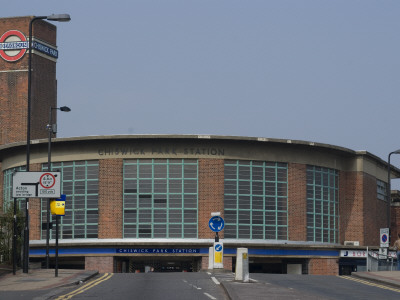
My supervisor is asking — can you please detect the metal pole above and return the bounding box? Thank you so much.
[387,152,392,229]
[46,107,53,269]
[24,15,48,274]
[13,198,17,275]
[55,215,59,277]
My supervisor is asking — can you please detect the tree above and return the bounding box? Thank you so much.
[0,204,24,266]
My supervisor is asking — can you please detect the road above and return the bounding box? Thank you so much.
[51,272,228,300]
[1,272,400,300]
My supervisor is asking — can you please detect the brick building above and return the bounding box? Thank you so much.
[1,16,400,275]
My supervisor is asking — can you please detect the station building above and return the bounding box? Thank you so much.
[1,16,400,276]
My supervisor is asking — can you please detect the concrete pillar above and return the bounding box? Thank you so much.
[235,248,249,282]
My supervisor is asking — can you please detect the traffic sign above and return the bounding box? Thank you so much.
[215,243,223,252]
[13,172,61,198]
[380,228,390,248]
[209,216,225,232]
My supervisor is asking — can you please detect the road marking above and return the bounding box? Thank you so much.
[55,273,114,300]
[211,276,220,285]
[207,272,211,275]
[204,292,217,300]
[340,276,400,293]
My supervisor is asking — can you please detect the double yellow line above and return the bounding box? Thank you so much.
[340,275,400,293]
[56,273,114,300]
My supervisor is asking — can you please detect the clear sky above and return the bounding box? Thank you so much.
[2,1,400,164]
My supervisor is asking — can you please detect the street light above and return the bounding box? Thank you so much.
[45,106,71,271]
[387,149,400,230]
[24,13,71,274]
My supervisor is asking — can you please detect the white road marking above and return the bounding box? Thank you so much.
[211,276,220,285]
[204,292,217,300]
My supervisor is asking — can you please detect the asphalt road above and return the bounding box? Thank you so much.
[2,272,400,300]
[51,272,228,300]
[247,273,400,300]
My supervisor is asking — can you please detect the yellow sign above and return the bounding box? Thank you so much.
[243,253,248,260]
[50,200,65,215]
[214,252,222,264]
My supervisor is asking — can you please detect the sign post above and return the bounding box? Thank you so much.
[12,171,61,276]
[208,215,225,269]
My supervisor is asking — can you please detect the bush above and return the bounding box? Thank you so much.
[0,204,24,266]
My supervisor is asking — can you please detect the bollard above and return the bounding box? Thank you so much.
[208,246,214,269]
[235,248,249,282]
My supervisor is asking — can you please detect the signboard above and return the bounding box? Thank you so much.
[208,216,225,232]
[13,172,61,198]
[213,242,224,268]
[380,228,390,248]
[0,30,28,62]
[50,194,66,216]
[340,250,397,259]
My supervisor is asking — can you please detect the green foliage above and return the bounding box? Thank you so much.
[0,204,24,266]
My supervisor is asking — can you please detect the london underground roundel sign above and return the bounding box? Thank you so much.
[0,30,28,62]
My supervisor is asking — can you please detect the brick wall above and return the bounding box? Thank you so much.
[308,258,338,275]
[391,203,400,243]
[339,171,365,245]
[98,159,123,239]
[198,159,224,239]
[288,163,307,241]
[85,256,114,273]
[0,17,57,146]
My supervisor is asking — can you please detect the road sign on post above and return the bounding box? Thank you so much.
[208,216,225,232]
[13,172,61,198]
[380,228,390,248]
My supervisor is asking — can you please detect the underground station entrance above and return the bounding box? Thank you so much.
[117,256,203,273]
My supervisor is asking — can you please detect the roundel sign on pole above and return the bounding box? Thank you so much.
[0,30,28,62]
[209,216,225,232]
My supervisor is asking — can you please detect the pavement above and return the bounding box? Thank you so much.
[1,267,400,299]
[0,267,98,291]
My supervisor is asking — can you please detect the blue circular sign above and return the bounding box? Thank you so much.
[215,244,223,252]
[382,234,388,243]
[208,216,225,232]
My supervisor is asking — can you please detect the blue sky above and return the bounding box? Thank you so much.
[2,1,400,164]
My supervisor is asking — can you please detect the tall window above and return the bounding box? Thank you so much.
[377,179,387,202]
[41,160,99,239]
[123,159,198,238]
[3,166,26,211]
[306,165,339,243]
[224,160,288,240]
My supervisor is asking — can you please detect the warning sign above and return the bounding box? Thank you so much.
[12,172,61,198]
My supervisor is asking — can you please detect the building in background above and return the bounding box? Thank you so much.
[1,16,400,275]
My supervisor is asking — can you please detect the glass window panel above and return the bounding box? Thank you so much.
[238,196,250,209]
[138,165,152,178]
[169,224,182,238]
[184,180,197,193]
[154,224,167,238]
[154,164,167,178]
[238,225,250,239]
[184,224,197,238]
[169,209,182,223]
[238,166,250,180]
[154,179,167,193]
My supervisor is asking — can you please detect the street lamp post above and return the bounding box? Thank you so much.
[24,13,71,274]
[387,149,400,230]
[45,106,71,270]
